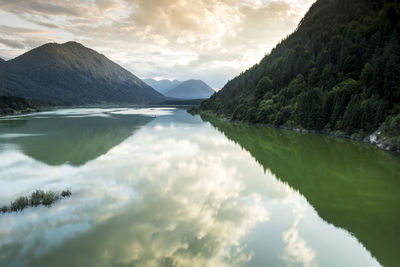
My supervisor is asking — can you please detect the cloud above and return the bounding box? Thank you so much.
[0,0,121,17]
[0,0,316,87]
[0,37,25,49]
[281,201,317,267]
[34,21,59,29]
[0,24,60,57]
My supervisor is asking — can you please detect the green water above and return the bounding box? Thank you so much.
[0,108,399,267]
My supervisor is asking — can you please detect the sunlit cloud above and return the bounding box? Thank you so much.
[0,0,316,88]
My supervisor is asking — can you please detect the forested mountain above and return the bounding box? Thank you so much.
[143,79,182,94]
[0,58,4,62]
[0,42,165,105]
[165,79,215,99]
[198,0,400,150]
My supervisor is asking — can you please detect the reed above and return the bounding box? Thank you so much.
[1,189,72,214]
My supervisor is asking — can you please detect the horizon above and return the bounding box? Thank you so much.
[0,0,316,88]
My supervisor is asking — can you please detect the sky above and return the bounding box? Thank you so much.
[0,0,315,89]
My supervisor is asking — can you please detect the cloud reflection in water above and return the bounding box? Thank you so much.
[0,108,381,267]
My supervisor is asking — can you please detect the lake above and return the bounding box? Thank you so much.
[0,107,399,267]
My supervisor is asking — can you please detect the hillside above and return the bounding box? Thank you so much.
[0,58,4,62]
[198,0,400,150]
[143,79,181,94]
[165,79,215,99]
[0,42,165,105]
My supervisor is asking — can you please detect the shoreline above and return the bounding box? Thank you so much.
[0,108,40,117]
[0,103,200,118]
[188,109,400,154]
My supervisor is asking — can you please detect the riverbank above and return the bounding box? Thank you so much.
[188,109,400,153]
[0,96,40,116]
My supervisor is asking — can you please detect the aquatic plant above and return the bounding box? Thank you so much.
[42,191,60,206]
[30,189,45,206]
[1,205,9,213]
[1,189,72,214]
[61,190,72,198]
[10,197,29,212]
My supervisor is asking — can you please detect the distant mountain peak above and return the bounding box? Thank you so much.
[39,41,83,47]
[165,79,215,99]
[144,78,182,94]
[62,41,84,46]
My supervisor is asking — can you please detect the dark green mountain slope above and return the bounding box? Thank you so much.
[0,42,165,104]
[165,79,215,99]
[198,0,400,149]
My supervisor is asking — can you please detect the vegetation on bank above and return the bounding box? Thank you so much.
[197,0,400,151]
[0,96,39,115]
[189,109,400,152]
[0,189,72,213]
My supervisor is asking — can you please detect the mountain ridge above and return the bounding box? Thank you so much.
[143,78,181,94]
[0,41,165,105]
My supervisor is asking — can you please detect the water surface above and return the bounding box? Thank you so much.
[0,107,399,267]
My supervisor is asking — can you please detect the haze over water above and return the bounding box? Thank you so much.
[0,107,399,267]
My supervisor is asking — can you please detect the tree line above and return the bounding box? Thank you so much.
[198,0,400,149]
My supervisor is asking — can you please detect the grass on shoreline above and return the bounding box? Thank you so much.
[0,189,72,213]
